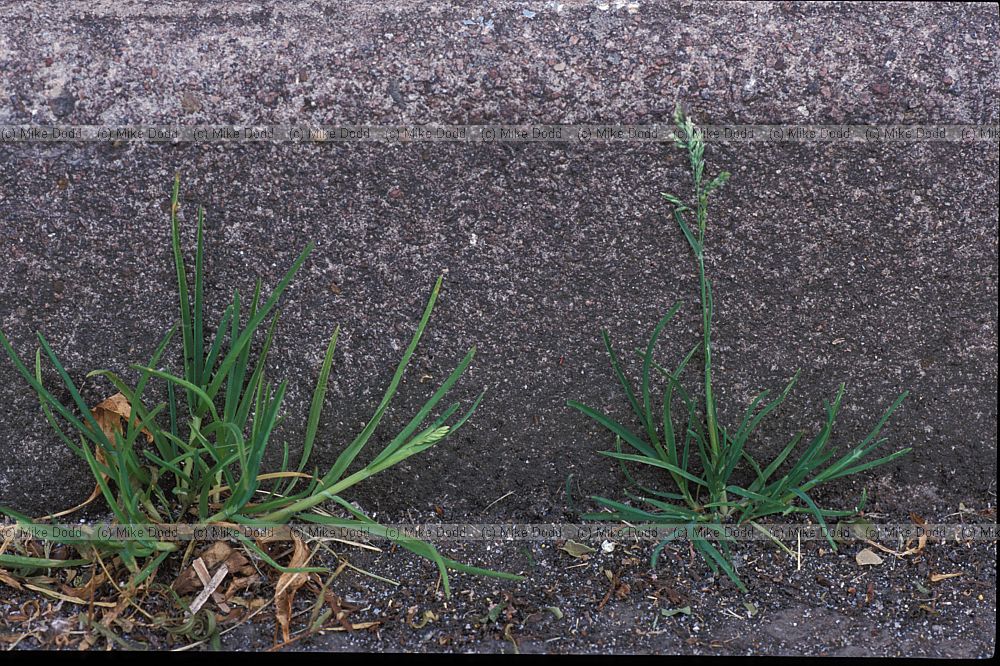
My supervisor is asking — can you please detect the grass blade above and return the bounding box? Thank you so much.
[321,277,444,485]
[369,347,476,467]
[601,330,643,425]
[597,451,707,487]
[641,303,683,448]
[193,206,205,387]
[693,534,746,592]
[567,401,658,459]
[294,326,339,480]
[205,243,313,405]
[790,487,837,550]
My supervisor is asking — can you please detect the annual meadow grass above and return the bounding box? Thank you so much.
[568,108,910,591]
[0,175,522,595]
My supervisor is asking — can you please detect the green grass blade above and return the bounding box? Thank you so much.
[693,536,746,591]
[790,487,837,550]
[132,550,172,586]
[202,305,233,385]
[585,495,677,522]
[32,349,86,459]
[632,494,701,520]
[294,326,339,479]
[222,289,243,419]
[35,334,110,448]
[658,343,698,464]
[723,371,800,482]
[750,430,805,493]
[233,313,280,430]
[228,532,324,574]
[651,521,694,568]
[316,496,524,592]
[641,303,683,449]
[321,277,444,485]
[566,401,658,459]
[193,206,205,387]
[816,448,913,483]
[78,437,129,523]
[205,243,313,404]
[615,437,688,502]
[369,347,476,467]
[131,366,219,423]
[601,330,643,425]
[132,324,177,402]
[672,208,701,255]
[809,392,908,485]
[771,387,845,495]
[169,175,196,400]
[441,389,485,435]
[597,451,708,487]
[724,485,787,514]
[0,552,89,569]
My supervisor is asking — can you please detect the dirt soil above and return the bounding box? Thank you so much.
[0,0,997,656]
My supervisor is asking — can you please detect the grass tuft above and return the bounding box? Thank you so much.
[569,108,911,591]
[0,174,522,596]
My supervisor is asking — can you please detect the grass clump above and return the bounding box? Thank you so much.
[568,108,910,591]
[0,175,521,595]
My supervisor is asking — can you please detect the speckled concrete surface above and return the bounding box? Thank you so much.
[0,1,996,655]
[1,1,997,126]
[1,138,997,520]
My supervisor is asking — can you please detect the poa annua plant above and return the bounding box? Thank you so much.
[0,175,521,594]
[568,108,910,591]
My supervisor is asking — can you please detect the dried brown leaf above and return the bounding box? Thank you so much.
[223,573,260,600]
[199,541,234,567]
[224,550,254,576]
[91,392,153,444]
[323,590,357,631]
[60,570,107,599]
[903,533,927,557]
[274,535,310,643]
[0,569,23,590]
[408,608,438,629]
